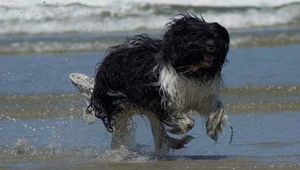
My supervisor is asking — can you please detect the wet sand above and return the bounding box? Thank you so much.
[75,160,300,170]
[1,152,300,170]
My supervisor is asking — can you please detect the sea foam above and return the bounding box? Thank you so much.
[0,0,299,35]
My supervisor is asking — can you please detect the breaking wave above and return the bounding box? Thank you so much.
[0,0,299,35]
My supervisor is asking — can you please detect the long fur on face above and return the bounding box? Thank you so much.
[88,13,230,133]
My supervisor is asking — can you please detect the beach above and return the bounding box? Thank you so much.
[1,0,300,169]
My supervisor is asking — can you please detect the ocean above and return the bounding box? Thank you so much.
[0,0,299,54]
[1,0,299,35]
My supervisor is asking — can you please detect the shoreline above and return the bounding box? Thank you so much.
[0,26,299,56]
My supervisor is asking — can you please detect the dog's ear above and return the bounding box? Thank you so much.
[164,13,205,38]
[209,22,230,45]
[162,13,206,63]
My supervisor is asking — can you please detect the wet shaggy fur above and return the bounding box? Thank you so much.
[88,13,230,143]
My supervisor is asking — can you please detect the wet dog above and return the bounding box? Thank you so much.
[71,13,230,154]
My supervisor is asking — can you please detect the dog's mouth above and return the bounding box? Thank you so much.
[200,54,215,67]
[178,54,215,74]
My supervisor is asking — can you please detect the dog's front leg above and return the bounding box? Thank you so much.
[206,100,228,141]
[166,113,194,135]
[147,113,193,155]
[147,114,170,155]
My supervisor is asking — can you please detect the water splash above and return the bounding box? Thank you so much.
[13,138,35,155]
[97,145,149,162]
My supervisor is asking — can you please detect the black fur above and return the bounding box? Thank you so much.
[88,13,230,132]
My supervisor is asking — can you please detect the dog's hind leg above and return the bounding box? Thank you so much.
[69,73,138,150]
[111,110,136,150]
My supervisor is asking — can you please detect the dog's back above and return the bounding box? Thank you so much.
[99,35,161,90]
[89,35,164,131]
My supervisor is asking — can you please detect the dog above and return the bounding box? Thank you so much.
[70,13,230,154]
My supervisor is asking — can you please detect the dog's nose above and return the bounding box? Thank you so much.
[206,40,214,46]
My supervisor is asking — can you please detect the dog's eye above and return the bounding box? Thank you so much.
[185,42,199,49]
[199,35,208,41]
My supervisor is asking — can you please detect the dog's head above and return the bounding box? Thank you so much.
[161,13,230,79]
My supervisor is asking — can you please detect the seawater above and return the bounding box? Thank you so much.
[0,44,300,169]
[0,112,300,168]
[0,45,299,95]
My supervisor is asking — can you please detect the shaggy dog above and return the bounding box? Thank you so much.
[70,13,230,154]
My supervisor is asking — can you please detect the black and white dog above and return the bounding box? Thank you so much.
[70,13,230,154]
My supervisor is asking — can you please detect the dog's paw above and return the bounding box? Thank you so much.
[166,135,194,149]
[165,115,194,135]
[206,109,228,142]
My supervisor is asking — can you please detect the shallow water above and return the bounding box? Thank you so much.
[0,44,300,95]
[1,44,300,169]
[0,112,300,169]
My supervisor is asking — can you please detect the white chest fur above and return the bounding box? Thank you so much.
[156,64,222,113]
